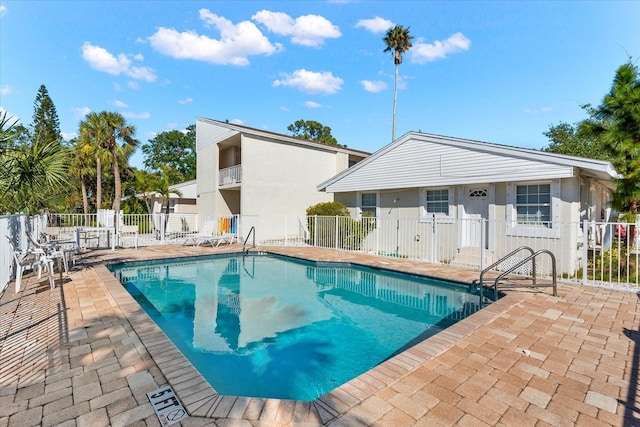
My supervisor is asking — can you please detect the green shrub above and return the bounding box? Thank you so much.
[306,202,375,250]
[306,201,350,216]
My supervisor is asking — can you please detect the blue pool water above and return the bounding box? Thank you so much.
[110,254,483,401]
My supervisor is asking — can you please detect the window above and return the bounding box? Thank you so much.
[507,181,559,238]
[360,193,377,217]
[468,189,488,198]
[516,184,551,226]
[426,189,449,214]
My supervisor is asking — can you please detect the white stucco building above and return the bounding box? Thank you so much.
[196,117,369,239]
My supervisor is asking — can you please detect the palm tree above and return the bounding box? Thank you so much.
[133,169,161,215]
[78,113,110,211]
[0,110,18,154]
[79,111,138,229]
[383,25,413,141]
[70,138,95,226]
[153,164,182,236]
[0,126,69,214]
[101,112,137,217]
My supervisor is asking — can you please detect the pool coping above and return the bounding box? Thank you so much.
[96,247,527,424]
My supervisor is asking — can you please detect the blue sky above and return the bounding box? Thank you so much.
[1,1,638,169]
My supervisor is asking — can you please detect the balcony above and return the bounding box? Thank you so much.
[219,165,241,187]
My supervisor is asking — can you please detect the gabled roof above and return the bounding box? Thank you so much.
[169,180,197,199]
[196,117,370,157]
[318,131,618,192]
[136,180,197,200]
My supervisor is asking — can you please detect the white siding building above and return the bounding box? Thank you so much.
[318,131,619,274]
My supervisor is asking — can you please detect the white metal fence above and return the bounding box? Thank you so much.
[304,215,640,289]
[2,212,639,293]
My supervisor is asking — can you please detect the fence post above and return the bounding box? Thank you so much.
[161,214,165,245]
[582,220,589,286]
[431,214,436,263]
[314,215,318,247]
[480,218,487,272]
[335,216,339,249]
[375,217,380,255]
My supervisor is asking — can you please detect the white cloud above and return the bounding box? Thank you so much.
[128,81,139,90]
[355,17,393,33]
[178,97,193,105]
[81,42,157,81]
[252,10,341,47]
[73,107,91,119]
[360,80,387,93]
[410,32,471,63]
[147,9,281,66]
[230,119,244,125]
[304,101,322,109]
[121,111,150,119]
[61,131,77,141]
[111,99,128,108]
[272,69,343,94]
[0,107,20,124]
[113,83,122,92]
[524,106,553,114]
[279,105,290,112]
[0,4,7,18]
[0,85,12,95]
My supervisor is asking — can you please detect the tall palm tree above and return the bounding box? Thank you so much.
[101,112,137,227]
[383,25,413,141]
[78,113,110,210]
[70,138,95,226]
[78,111,137,228]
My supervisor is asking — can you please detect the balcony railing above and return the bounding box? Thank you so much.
[219,165,241,186]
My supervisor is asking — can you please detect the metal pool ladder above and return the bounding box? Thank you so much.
[243,226,255,255]
[474,245,557,301]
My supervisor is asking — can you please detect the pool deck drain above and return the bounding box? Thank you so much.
[0,245,638,426]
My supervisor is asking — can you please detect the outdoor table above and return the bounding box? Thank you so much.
[36,240,71,281]
[75,227,115,251]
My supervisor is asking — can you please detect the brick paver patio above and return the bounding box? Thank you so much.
[1,245,638,426]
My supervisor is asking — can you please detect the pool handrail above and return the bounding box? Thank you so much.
[243,226,255,254]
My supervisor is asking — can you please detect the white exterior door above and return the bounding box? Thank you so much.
[462,187,489,248]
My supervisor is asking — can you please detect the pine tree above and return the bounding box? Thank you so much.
[581,62,640,212]
[32,84,62,145]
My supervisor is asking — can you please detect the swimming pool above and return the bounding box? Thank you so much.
[110,253,483,401]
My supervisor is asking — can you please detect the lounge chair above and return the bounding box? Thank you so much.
[182,220,216,246]
[199,232,237,247]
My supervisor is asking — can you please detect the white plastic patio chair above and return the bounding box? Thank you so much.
[27,231,74,274]
[6,236,55,292]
